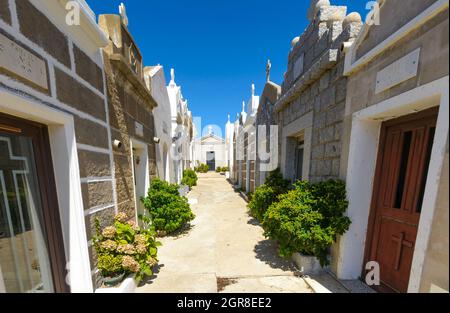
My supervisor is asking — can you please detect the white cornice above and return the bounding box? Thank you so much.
[33,0,109,50]
[59,0,109,47]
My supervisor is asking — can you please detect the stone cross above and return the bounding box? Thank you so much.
[266,59,271,82]
[119,3,129,27]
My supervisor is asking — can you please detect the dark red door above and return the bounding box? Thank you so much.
[365,108,438,293]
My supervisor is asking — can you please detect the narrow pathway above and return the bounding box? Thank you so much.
[136,172,312,293]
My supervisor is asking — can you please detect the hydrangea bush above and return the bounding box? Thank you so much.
[94,212,161,284]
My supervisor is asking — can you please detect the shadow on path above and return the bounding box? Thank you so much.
[138,263,165,287]
[161,223,195,240]
[254,239,296,272]
[247,217,260,226]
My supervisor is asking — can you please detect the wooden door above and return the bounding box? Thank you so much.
[0,113,68,293]
[365,108,438,293]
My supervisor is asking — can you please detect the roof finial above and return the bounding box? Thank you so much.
[119,3,129,27]
[170,68,175,83]
[208,125,213,135]
[228,113,231,123]
[251,83,255,96]
[242,101,246,113]
[266,59,272,82]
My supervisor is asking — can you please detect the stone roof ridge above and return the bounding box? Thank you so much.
[291,2,348,53]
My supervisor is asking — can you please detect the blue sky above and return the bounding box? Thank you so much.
[87,0,368,137]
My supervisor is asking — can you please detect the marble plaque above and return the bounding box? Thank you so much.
[135,121,144,137]
[0,32,48,91]
[294,53,305,80]
[375,48,420,94]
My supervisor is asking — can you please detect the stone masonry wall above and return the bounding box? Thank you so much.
[100,16,158,224]
[0,0,116,289]
[104,59,157,218]
[276,3,362,183]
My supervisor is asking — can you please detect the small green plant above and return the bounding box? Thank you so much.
[93,212,161,284]
[247,168,290,222]
[182,169,198,188]
[141,179,195,234]
[216,167,222,173]
[221,167,229,173]
[262,180,351,267]
[195,163,209,173]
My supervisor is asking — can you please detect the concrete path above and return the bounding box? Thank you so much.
[136,172,312,293]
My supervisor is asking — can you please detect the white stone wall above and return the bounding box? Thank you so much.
[145,66,174,183]
[193,136,227,168]
[167,69,193,183]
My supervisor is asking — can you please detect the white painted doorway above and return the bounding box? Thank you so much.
[130,139,150,224]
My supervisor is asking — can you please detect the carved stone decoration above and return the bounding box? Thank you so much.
[0,33,48,91]
[266,59,272,82]
[119,3,129,27]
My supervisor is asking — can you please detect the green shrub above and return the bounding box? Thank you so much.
[262,180,351,267]
[248,185,277,221]
[221,167,229,173]
[216,167,222,173]
[94,212,161,283]
[247,168,290,222]
[141,179,195,234]
[182,169,198,188]
[265,168,290,194]
[195,163,209,173]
